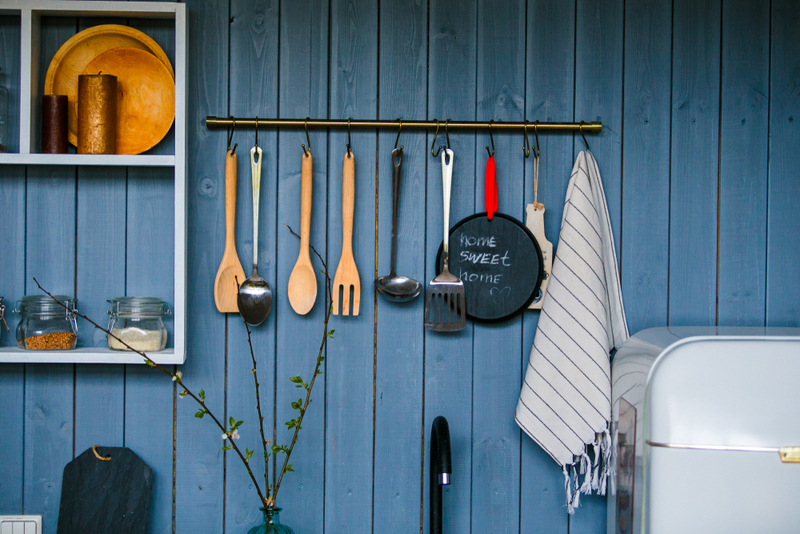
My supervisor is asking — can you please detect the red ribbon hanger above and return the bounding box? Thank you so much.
[485,121,498,220]
[485,155,498,220]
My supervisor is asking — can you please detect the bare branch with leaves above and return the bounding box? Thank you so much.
[32,225,332,509]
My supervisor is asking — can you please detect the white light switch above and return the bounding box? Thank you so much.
[0,516,41,534]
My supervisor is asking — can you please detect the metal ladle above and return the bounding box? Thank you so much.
[238,122,273,325]
[375,148,422,302]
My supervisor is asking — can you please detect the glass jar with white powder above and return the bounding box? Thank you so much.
[107,297,170,352]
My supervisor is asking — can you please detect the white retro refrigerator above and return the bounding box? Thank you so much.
[608,327,800,534]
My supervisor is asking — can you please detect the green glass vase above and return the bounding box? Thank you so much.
[247,507,294,534]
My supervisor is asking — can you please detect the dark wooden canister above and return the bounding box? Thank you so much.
[42,94,68,153]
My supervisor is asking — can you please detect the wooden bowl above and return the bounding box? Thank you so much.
[44,24,174,148]
[82,47,175,155]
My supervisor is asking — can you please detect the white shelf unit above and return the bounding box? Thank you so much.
[0,1,187,365]
[0,153,175,166]
[0,347,181,365]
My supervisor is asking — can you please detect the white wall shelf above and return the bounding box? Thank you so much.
[0,1,188,365]
[0,0,182,17]
[0,347,181,365]
[0,153,175,166]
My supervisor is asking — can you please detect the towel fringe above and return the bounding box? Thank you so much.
[571,465,581,510]
[579,453,592,494]
[591,439,601,492]
[563,424,614,513]
[563,464,574,514]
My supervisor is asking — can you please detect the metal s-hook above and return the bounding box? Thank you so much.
[394,118,403,151]
[227,116,237,154]
[254,116,259,148]
[302,117,311,155]
[533,120,540,159]
[579,120,590,151]
[346,117,352,155]
[431,119,442,157]
[522,120,531,158]
[444,119,451,149]
[486,120,495,157]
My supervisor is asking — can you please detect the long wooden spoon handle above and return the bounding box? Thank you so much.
[225,150,237,244]
[300,151,313,254]
[342,150,355,254]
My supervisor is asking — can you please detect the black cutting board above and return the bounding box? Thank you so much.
[436,212,543,322]
[57,446,152,534]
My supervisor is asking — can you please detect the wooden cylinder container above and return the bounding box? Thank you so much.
[77,74,117,154]
[42,94,68,153]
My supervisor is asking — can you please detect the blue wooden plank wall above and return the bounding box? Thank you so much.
[1,0,799,532]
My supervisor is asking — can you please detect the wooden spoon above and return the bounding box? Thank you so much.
[214,149,246,313]
[287,151,317,315]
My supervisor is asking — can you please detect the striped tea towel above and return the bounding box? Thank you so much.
[516,150,628,513]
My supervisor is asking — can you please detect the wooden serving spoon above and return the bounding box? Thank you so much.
[287,150,317,315]
[214,149,246,313]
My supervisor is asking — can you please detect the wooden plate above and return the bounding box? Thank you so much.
[44,24,174,148]
[82,48,175,155]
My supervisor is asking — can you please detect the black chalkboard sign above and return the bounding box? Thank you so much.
[436,212,543,322]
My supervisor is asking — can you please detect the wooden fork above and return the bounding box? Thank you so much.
[333,150,360,315]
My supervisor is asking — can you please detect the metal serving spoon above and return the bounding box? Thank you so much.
[238,139,273,325]
[375,148,422,302]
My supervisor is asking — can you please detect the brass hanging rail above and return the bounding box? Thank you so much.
[205,116,601,133]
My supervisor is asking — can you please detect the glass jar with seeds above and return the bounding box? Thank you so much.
[107,297,170,352]
[15,295,79,350]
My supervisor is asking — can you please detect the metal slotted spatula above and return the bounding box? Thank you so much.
[425,148,466,331]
